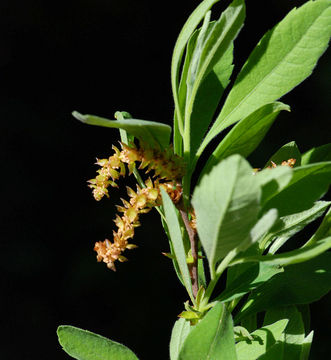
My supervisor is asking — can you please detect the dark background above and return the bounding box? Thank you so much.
[1,0,330,359]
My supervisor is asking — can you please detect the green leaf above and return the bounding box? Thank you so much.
[171,0,221,135]
[179,302,237,360]
[235,252,331,322]
[254,166,293,206]
[264,306,305,360]
[115,111,135,146]
[192,155,261,275]
[301,143,331,165]
[199,0,331,153]
[305,207,331,246]
[161,189,194,302]
[216,262,283,303]
[73,111,171,149]
[241,208,279,253]
[189,43,234,168]
[300,331,314,360]
[236,319,288,360]
[257,342,285,360]
[266,201,330,254]
[57,325,138,360]
[201,102,290,177]
[231,237,331,267]
[170,318,191,360]
[195,0,245,83]
[174,29,200,155]
[185,0,245,166]
[263,162,331,217]
[265,141,302,168]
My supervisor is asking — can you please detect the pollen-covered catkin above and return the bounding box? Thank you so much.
[90,141,185,270]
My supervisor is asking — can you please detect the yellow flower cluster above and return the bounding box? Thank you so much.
[88,142,185,201]
[94,178,183,271]
[89,141,185,270]
[269,158,296,168]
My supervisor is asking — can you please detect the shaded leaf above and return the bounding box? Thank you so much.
[236,319,288,360]
[186,0,245,167]
[161,189,194,302]
[264,306,305,360]
[301,143,331,165]
[189,43,234,168]
[231,237,331,267]
[263,162,331,216]
[305,207,331,246]
[254,166,293,206]
[300,331,314,360]
[201,102,290,177]
[171,0,221,133]
[267,201,330,254]
[235,252,331,322]
[216,262,283,303]
[265,141,301,168]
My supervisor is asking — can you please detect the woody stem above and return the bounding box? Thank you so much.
[180,209,198,298]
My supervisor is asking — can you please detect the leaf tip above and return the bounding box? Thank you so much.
[72,111,86,123]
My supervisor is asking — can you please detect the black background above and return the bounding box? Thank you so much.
[1,0,330,359]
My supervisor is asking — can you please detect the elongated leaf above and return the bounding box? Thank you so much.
[187,11,212,93]
[201,102,290,177]
[235,252,331,322]
[73,111,171,149]
[171,0,221,133]
[161,189,193,302]
[192,155,261,274]
[301,143,331,165]
[57,325,138,360]
[265,141,302,168]
[264,306,305,360]
[174,30,200,155]
[196,0,244,82]
[231,237,331,267]
[179,302,237,360]
[170,318,191,360]
[199,0,331,154]
[263,162,331,216]
[236,319,288,360]
[216,262,283,303]
[267,201,330,254]
[305,207,331,246]
[185,0,245,166]
[189,43,234,167]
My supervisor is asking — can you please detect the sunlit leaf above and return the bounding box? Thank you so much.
[57,325,138,360]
